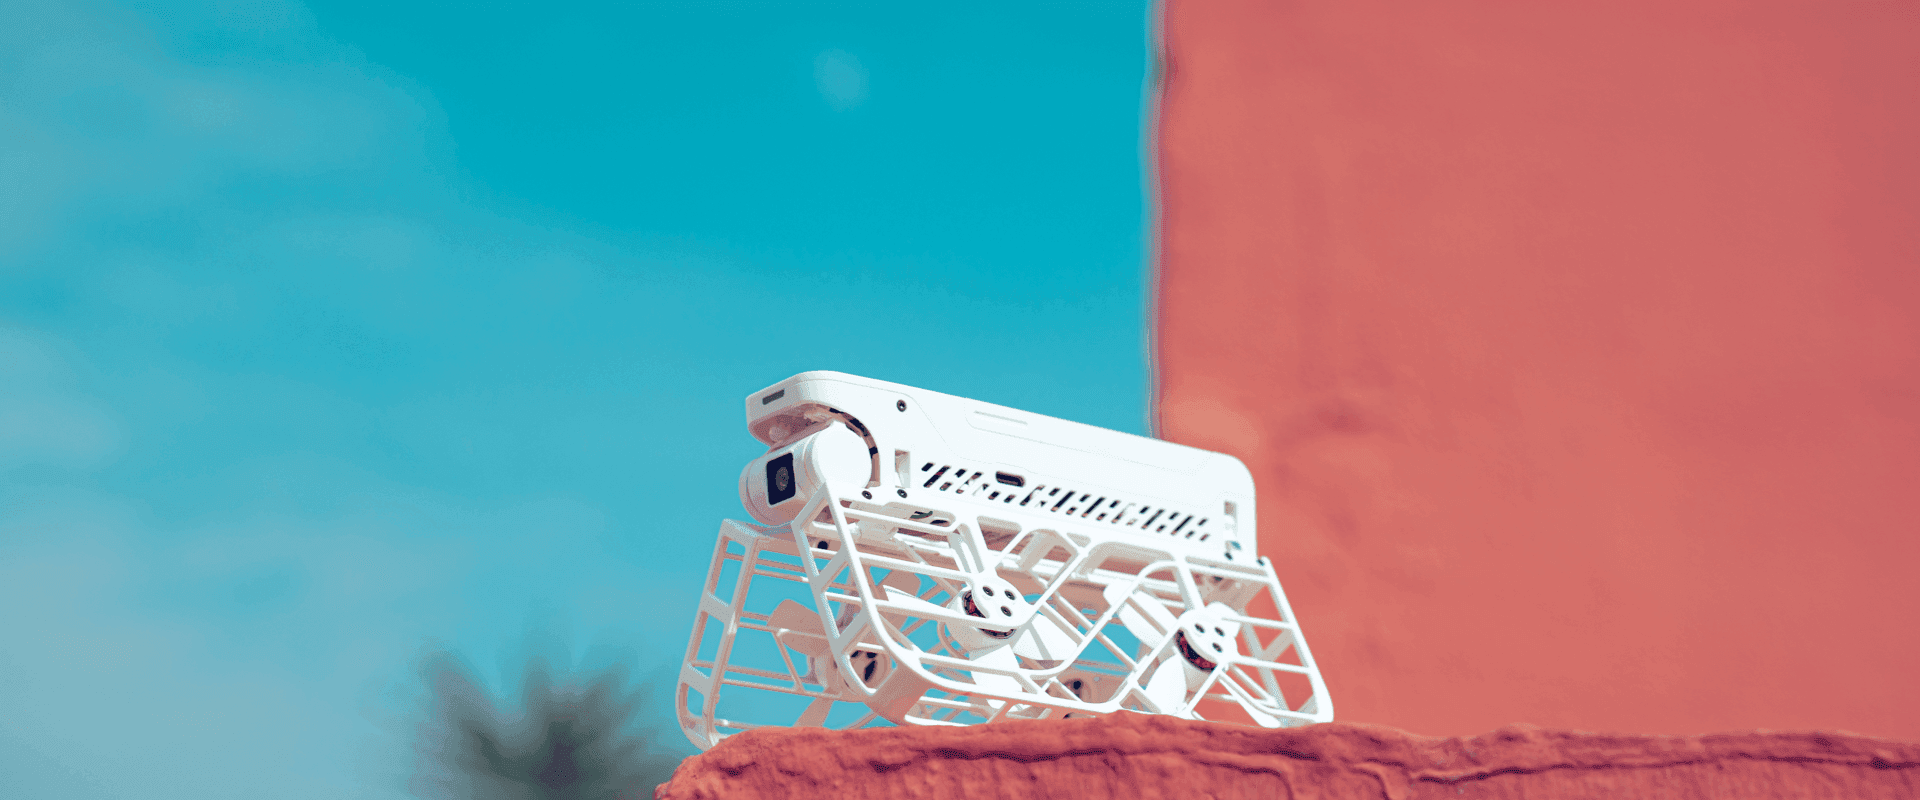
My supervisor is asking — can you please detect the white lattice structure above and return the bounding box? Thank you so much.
[676,372,1332,749]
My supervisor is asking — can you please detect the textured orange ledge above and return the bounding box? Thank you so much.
[654,713,1919,799]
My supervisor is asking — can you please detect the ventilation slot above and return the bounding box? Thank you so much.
[910,460,1213,540]
[922,465,950,489]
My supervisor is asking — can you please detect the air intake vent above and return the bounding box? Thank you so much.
[916,461,1212,541]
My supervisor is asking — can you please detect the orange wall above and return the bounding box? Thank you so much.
[1153,1,1920,739]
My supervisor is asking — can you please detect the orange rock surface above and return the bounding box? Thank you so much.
[654,714,1919,799]
[1153,0,1920,738]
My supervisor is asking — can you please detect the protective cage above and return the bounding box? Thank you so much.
[676,484,1333,749]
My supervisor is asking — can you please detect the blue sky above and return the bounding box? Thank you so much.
[0,0,1153,796]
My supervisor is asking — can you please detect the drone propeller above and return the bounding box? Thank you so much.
[776,521,1085,714]
[768,598,831,663]
[880,583,1077,671]
[878,582,1027,696]
[768,599,890,726]
[1098,584,1277,720]
[871,521,1081,671]
[878,585,1076,658]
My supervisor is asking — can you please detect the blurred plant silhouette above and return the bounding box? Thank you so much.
[411,646,686,800]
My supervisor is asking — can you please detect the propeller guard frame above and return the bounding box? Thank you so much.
[676,483,1333,750]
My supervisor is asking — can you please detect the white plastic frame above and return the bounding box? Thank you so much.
[677,482,1332,749]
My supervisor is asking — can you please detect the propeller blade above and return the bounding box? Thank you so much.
[771,598,858,694]
[1010,611,1079,662]
[1101,583,1181,651]
[882,585,958,620]
[768,599,829,659]
[879,570,922,597]
[1140,658,1188,714]
[1212,667,1286,727]
[966,643,1023,696]
[795,696,836,727]
[946,524,993,576]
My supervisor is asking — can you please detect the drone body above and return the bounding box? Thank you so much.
[677,371,1332,748]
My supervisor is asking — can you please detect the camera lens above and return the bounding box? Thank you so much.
[766,453,797,505]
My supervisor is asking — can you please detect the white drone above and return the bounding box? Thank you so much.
[676,371,1332,749]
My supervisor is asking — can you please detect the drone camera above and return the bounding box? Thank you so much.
[766,452,796,505]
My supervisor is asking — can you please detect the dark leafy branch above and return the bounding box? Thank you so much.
[412,649,685,800]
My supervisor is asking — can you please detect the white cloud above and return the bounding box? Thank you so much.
[0,327,123,471]
[0,495,423,800]
[0,0,434,257]
[813,48,868,111]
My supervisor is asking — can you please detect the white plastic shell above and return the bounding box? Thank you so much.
[745,371,1258,562]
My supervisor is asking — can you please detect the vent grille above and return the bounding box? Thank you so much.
[917,461,1212,541]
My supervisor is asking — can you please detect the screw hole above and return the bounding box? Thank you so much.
[897,400,907,411]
